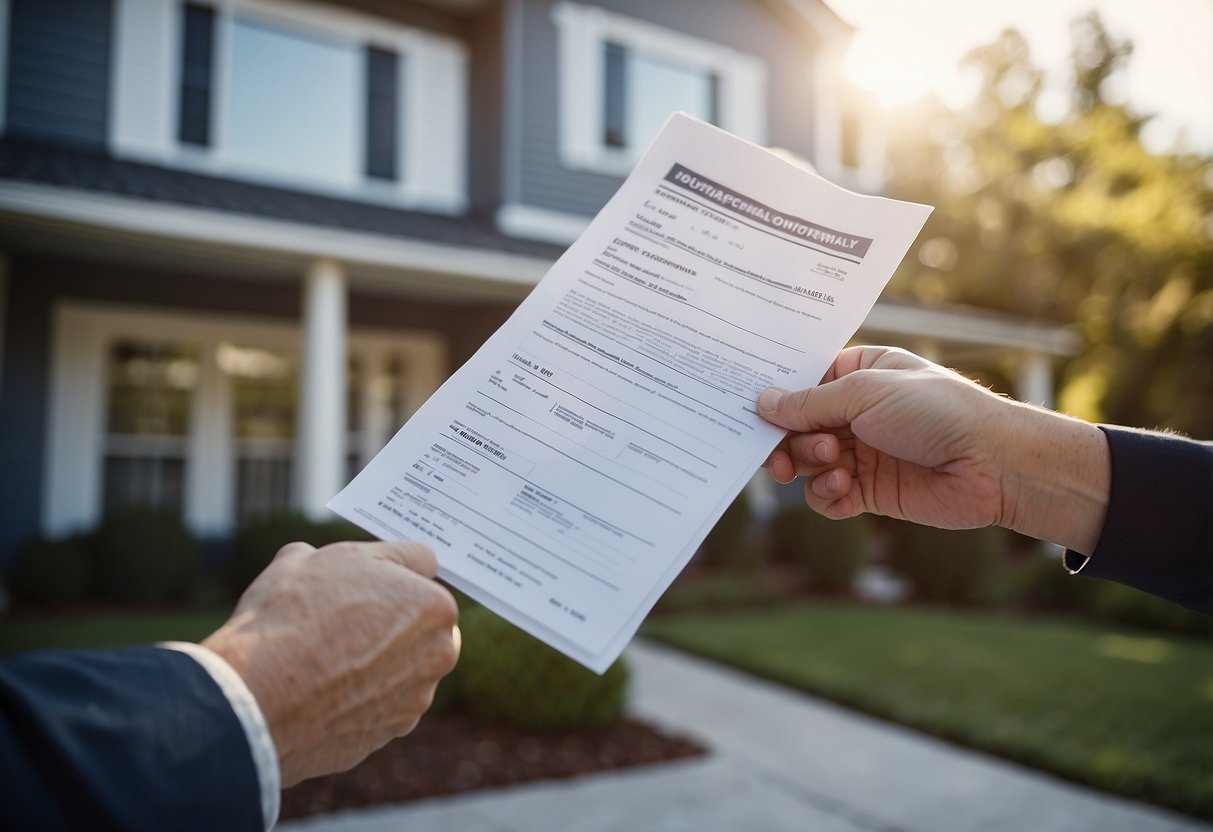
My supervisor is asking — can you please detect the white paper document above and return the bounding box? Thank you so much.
[330,114,932,672]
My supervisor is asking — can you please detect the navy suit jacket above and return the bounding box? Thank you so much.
[0,646,264,831]
[1066,426,1213,615]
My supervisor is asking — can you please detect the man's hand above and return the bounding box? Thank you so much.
[203,541,460,787]
[757,346,1109,555]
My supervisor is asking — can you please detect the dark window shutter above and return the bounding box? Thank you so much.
[603,42,627,148]
[178,3,215,146]
[365,46,400,180]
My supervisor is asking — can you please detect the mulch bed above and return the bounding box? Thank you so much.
[279,712,708,821]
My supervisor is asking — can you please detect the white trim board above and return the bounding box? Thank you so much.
[767,0,852,41]
[863,304,1080,356]
[0,183,1075,353]
[0,182,553,291]
[496,203,590,246]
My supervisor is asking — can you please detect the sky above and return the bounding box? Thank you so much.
[827,0,1213,154]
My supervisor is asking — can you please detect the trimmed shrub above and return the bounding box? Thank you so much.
[887,522,1011,606]
[1087,582,1211,636]
[11,533,93,606]
[232,513,372,591]
[657,572,783,614]
[427,590,481,714]
[456,605,629,731]
[1014,551,1102,613]
[767,505,871,594]
[697,491,760,573]
[93,508,198,603]
[183,572,236,611]
[427,670,462,715]
[1014,554,1208,635]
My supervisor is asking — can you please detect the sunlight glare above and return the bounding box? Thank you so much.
[843,29,929,107]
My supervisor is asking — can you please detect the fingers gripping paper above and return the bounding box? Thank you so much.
[330,115,932,672]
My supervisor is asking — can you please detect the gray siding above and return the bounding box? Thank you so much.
[512,0,828,218]
[5,0,113,147]
[0,260,53,569]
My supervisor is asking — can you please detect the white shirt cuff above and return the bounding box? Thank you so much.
[1062,550,1091,575]
[161,641,281,831]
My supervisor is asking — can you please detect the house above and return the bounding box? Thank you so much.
[0,0,1076,567]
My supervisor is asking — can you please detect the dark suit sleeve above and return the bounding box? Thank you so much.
[1063,425,1213,614]
[0,646,265,832]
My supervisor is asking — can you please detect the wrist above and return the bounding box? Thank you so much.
[202,616,303,782]
[996,403,1110,555]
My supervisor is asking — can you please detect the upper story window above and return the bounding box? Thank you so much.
[110,0,468,213]
[602,42,718,153]
[553,2,766,176]
[224,16,363,189]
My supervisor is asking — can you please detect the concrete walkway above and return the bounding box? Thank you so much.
[278,640,1211,832]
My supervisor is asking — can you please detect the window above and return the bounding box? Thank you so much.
[47,305,448,539]
[225,18,360,188]
[602,42,718,153]
[553,2,766,175]
[103,340,199,513]
[178,4,215,146]
[121,0,469,211]
[220,343,297,524]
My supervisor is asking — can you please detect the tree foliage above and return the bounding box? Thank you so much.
[884,13,1213,435]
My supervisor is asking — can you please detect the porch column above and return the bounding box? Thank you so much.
[186,335,234,537]
[1016,351,1054,408]
[297,259,348,520]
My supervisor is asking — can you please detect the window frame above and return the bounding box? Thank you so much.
[552,2,767,177]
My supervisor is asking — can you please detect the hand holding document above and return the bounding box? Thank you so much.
[330,114,932,672]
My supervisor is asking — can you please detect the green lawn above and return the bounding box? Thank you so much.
[0,610,230,656]
[4,604,1210,817]
[643,604,1213,818]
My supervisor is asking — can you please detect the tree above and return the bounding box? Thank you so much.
[883,13,1213,436]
